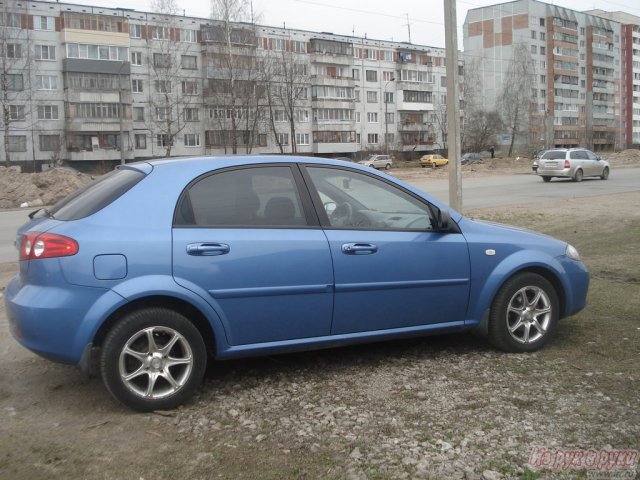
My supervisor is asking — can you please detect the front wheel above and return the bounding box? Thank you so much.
[100,308,207,411]
[600,167,609,180]
[488,273,559,352]
[385,163,391,170]
[542,176,551,183]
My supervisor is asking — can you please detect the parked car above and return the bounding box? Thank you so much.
[358,154,392,170]
[6,156,589,411]
[536,148,610,182]
[420,154,449,168]
[461,153,484,165]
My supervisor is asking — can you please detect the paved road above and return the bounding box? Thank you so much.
[402,167,640,209]
[1,167,638,263]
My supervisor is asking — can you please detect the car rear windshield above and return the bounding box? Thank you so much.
[541,151,566,160]
[48,167,145,221]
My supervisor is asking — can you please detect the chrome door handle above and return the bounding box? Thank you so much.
[341,243,378,255]
[186,243,230,256]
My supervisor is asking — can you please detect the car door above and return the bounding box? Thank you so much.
[172,165,334,346]
[304,165,471,335]
[585,150,601,176]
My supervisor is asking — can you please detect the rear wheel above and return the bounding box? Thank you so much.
[488,273,559,352]
[600,167,609,180]
[574,169,583,182]
[100,307,206,411]
[542,176,551,183]
[385,163,391,170]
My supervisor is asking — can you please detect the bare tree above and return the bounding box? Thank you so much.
[499,43,536,157]
[464,110,502,153]
[146,0,198,157]
[1,3,33,167]
[205,0,261,154]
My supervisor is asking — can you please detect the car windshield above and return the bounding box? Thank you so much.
[541,151,566,160]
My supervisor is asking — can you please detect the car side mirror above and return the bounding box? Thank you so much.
[436,208,452,231]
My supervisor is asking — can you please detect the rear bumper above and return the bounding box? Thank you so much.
[537,168,571,178]
[5,275,110,365]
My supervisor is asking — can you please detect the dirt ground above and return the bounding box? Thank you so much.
[0,162,639,479]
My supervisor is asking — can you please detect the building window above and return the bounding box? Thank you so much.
[180,29,197,43]
[9,105,25,121]
[531,30,537,39]
[365,70,378,82]
[34,16,54,31]
[8,136,27,152]
[296,133,310,145]
[366,91,378,103]
[367,112,378,123]
[365,48,377,60]
[135,134,147,149]
[131,51,143,66]
[385,112,394,124]
[35,45,56,61]
[66,43,128,61]
[352,68,360,80]
[184,133,200,147]
[39,135,61,151]
[6,44,21,58]
[2,13,20,27]
[367,133,379,144]
[130,23,142,38]
[153,53,172,68]
[38,105,59,120]
[276,133,289,145]
[531,45,537,54]
[183,107,199,121]
[540,32,546,41]
[384,92,394,104]
[156,107,170,121]
[540,46,546,55]
[151,26,170,40]
[156,134,172,147]
[35,75,57,90]
[132,79,143,93]
[181,80,199,95]
[155,80,171,93]
[295,110,309,122]
[181,55,197,69]
[133,106,145,121]
[274,110,287,122]
[386,133,394,143]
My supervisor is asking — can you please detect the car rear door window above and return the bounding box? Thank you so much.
[175,166,308,227]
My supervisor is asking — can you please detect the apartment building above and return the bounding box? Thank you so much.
[1,0,454,172]
[463,0,631,152]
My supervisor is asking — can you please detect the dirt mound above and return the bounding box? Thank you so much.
[0,166,92,209]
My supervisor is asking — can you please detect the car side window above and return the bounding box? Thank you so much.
[585,150,598,160]
[571,151,587,160]
[176,166,307,227]
[306,167,433,230]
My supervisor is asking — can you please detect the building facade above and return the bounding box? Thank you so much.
[1,0,456,171]
[463,0,639,152]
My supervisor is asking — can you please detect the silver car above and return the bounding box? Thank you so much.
[536,148,610,183]
[358,154,393,170]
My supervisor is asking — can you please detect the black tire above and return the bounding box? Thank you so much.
[600,167,609,180]
[385,163,391,170]
[542,176,551,183]
[574,169,583,182]
[488,273,559,353]
[100,308,207,412]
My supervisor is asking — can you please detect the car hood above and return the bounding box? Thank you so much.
[460,217,567,256]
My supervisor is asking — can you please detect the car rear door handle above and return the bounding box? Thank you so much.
[341,243,378,255]
[186,243,230,256]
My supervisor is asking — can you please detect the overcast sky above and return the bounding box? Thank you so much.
[69,0,640,47]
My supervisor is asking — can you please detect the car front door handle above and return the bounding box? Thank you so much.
[341,243,378,255]
[186,243,230,256]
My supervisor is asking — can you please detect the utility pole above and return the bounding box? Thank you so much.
[384,77,395,154]
[444,0,462,211]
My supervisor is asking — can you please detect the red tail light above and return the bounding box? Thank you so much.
[564,160,571,169]
[20,232,79,260]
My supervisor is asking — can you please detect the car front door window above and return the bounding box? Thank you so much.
[306,167,433,230]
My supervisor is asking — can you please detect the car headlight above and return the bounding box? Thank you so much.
[565,244,581,261]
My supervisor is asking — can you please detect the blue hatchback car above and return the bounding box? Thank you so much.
[6,157,589,411]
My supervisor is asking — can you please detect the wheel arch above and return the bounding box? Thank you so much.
[92,295,217,358]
